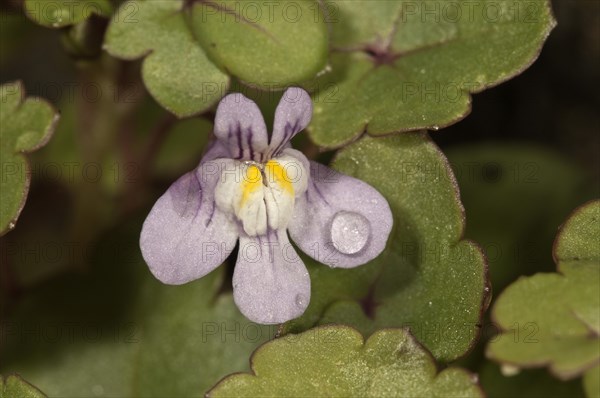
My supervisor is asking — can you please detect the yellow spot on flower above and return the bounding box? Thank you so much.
[265,160,294,195]
[241,165,262,206]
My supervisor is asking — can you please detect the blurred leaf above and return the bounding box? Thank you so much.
[208,326,483,397]
[0,374,45,398]
[0,13,34,66]
[24,0,112,28]
[60,16,108,59]
[0,81,59,236]
[479,362,585,398]
[153,118,212,178]
[308,0,556,148]
[0,180,75,288]
[284,133,488,362]
[134,271,274,397]
[0,217,274,396]
[584,365,600,398]
[445,144,595,291]
[190,0,328,88]
[104,0,230,117]
[486,200,600,379]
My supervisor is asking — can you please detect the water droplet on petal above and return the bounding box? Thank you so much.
[330,211,371,255]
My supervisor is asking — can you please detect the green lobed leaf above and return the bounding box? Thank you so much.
[307,0,556,148]
[0,374,46,398]
[104,0,230,117]
[190,0,329,88]
[23,0,112,28]
[284,132,488,362]
[0,81,59,236]
[0,218,274,396]
[486,200,600,379]
[208,326,483,397]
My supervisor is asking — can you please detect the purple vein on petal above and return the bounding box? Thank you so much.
[226,124,235,159]
[311,179,330,206]
[190,173,205,220]
[272,118,300,157]
[247,127,255,161]
[171,173,207,256]
[205,200,216,227]
[236,121,243,159]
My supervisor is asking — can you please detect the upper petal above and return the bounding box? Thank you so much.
[268,87,312,157]
[214,93,269,162]
[140,160,239,285]
[200,139,230,163]
[288,161,393,268]
[232,230,311,324]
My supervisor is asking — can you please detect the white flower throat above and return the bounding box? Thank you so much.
[214,155,308,236]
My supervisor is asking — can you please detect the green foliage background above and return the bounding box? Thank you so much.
[1,0,598,396]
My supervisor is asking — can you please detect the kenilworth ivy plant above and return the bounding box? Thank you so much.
[3,0,598,397]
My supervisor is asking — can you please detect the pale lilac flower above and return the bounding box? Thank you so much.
[140,88,393,324]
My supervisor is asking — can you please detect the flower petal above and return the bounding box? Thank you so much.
[269,87,312,157]
[233,230,311,324]
[140,160,239,284]
[200,139,230,163]
[276,147,310,196]
[215,161,268,237]
[288,161,393,268]
[214,93,269,162]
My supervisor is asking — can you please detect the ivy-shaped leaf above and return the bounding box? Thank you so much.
[190,0,328,88]
[0,218,274,396]
[486,200,600,379]
[0,81,59,236]
[104,0,230,117]
[23,0,112,28]
[308,0,556,148]
[284,133,489,362]
[0,374,45,398]
[208,326,483,397]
